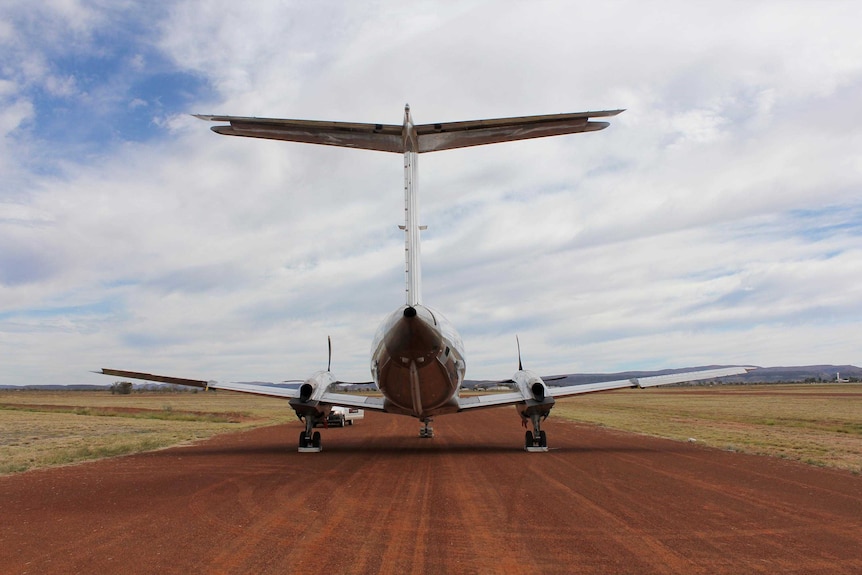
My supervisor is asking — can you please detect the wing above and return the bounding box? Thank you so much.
[99,368,301,397]
[194,109,624,154]
[318,391,386,411]
[546,366,751,398]
[456,366,752,411]
[98,368,387,410]
[457,391,527,410]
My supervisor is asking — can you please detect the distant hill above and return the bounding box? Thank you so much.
[724,365,862,383]
[463,365,862,389]
[2,365,859,391]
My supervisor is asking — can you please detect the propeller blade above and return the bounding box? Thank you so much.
[516,335,523,371]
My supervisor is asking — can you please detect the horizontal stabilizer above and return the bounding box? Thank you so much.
[194,115,405,153]
[194,109,623,154]
[414,110,623,152]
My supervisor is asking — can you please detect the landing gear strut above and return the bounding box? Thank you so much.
[525,413,548,452]
[298,416,323,452]
[419,418,434,438]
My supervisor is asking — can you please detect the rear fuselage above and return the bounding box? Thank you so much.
[370,304,465,418]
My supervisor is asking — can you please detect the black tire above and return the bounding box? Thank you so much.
[339,415,346,427]
[299,431,307,448]
[539,430,547,448]
[348,419,353,426]
[525,430,534,448]
[312,431,321,448]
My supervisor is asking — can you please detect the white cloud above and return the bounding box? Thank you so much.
[0,99,34,136]
[43,74,78,98]
[2,0,862,385]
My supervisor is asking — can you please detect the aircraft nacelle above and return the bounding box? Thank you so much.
[288,370,336,419]
[511,370,555,451]
[288,370,339,452]
[511,370,553,404]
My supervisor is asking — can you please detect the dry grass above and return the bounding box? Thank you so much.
[0,390,295,475]
[554,383,862,473]
[4,385,861,476]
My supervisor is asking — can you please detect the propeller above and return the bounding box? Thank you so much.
[327,335,332,373]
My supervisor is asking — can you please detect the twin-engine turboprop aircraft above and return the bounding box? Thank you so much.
[101,105,750,452]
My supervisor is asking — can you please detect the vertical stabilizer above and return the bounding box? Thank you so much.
[403,105,422,305]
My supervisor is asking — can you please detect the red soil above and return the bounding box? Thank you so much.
[2,409,861,574]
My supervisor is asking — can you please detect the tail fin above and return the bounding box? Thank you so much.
[403,105,422,305]
[196,106,623,306]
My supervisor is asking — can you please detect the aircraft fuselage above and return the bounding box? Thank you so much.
[371,304,466,418]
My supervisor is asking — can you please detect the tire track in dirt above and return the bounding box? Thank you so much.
[532,460,698,574]
[594,428,862,520]
[547,421,862,573]
[3,409,862,574]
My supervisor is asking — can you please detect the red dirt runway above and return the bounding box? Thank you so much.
[2,409,861,574]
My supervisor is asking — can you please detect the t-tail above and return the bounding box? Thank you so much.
[193,104,625,311]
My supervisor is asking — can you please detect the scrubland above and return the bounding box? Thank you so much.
[2,384,860,475]
[0,390,294,474]
[555,383,862,473]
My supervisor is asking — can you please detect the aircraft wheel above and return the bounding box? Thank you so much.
[312,431,322,449]
[299,431,307,448]
[539,430,547,448]
[525,430,534,449]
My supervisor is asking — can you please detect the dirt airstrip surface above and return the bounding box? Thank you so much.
[2,409,861,574]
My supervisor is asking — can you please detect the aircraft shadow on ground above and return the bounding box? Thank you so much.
[143,441,661,458]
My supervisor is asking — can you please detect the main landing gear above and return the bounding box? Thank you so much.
[419,418,434,438]
[298,416,322,452]
[525,413,548,452]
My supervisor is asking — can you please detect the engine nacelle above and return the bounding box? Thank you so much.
[289,370,335,419]
[511,369,555,412]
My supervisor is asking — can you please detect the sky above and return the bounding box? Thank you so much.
[1,0,861,385]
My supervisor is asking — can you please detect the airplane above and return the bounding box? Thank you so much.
[100,105,750,452]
